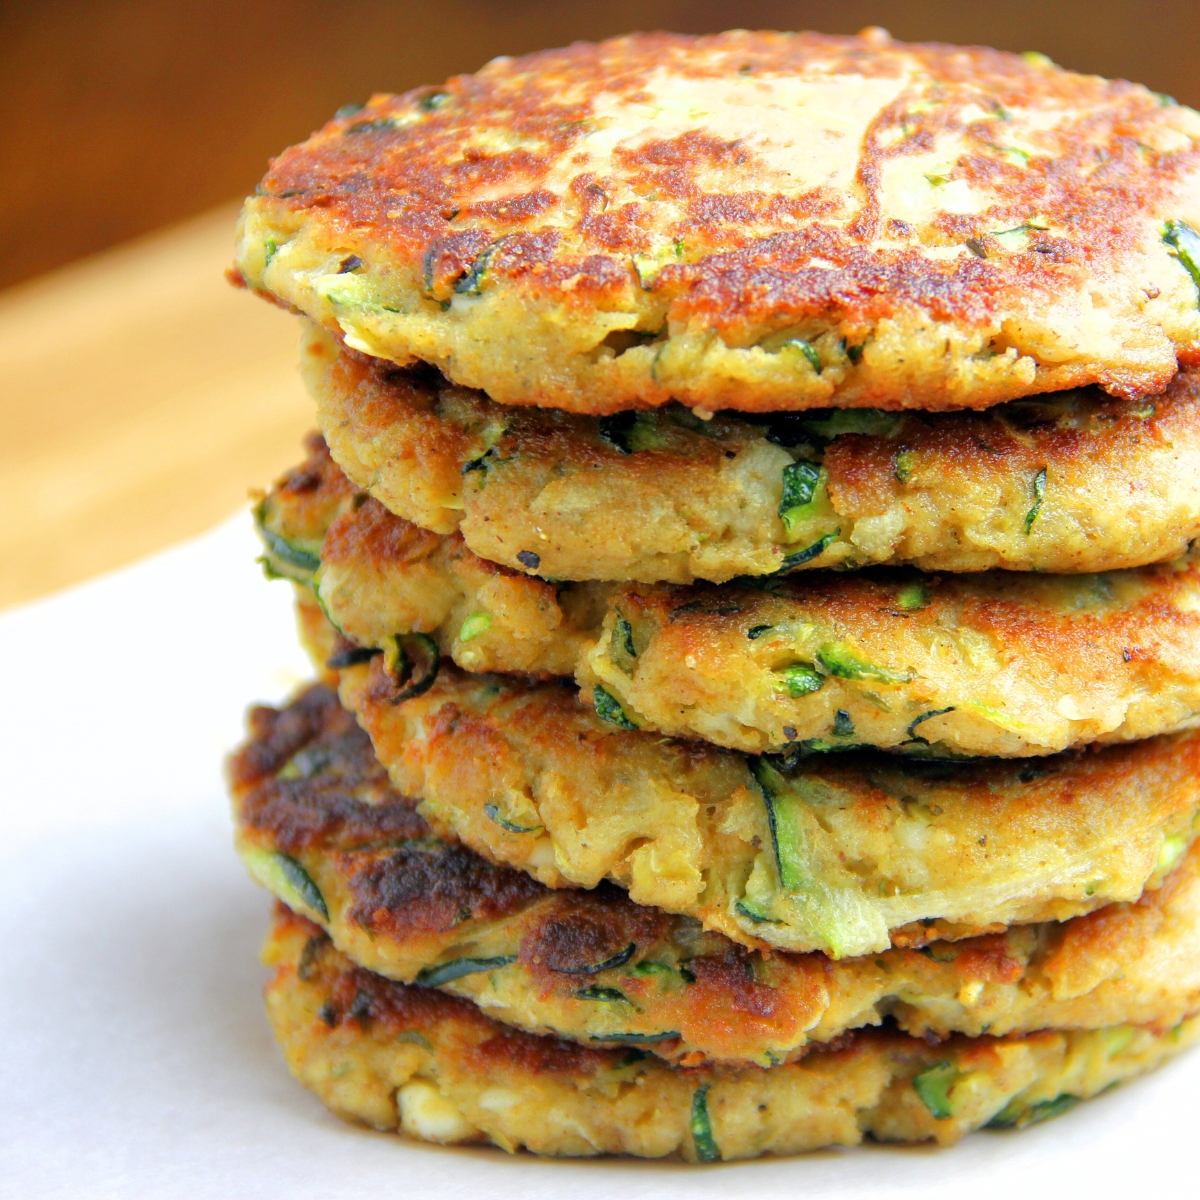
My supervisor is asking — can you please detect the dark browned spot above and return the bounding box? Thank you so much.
[349,842,544,934]
[230,686,347,790]
[234,686,429,851]
[686,947,781,1018]
[320,495,444,570]
[519,883,671,976]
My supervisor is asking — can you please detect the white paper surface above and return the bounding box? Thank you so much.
[2,514,1196,1198]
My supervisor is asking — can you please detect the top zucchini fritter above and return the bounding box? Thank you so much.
[236,29,1200,415]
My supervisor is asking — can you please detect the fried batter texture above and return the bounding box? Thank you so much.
[234,686,1200,1063]
[307,661,1200,957]
[236,31,1200,415]
[264,905,1200,1159]
[305,322,1200,582]
[258,453,1200,758]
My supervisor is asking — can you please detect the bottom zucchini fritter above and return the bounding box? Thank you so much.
[264,904,1199,1161]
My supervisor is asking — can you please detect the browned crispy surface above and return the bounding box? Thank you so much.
[349,842,544,935]
[336,658,1200,956]
[232,686,423,850]
[238,30,1200,413]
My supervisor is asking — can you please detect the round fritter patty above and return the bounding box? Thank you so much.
[582,564,1200,757]
[233,685,1200,1065]
[310,658,1200,958]
[264,904,1200,1160]
[235,31,1200,416]
[305,321,1200,582]
[259,456,1200,758]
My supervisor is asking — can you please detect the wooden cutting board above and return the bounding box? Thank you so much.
[0,204,313,609]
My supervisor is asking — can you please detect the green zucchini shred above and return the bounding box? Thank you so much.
[482,802,542,835]
[906,707,956,744]
[816,641,912,685]
[416,955,517,988]
[689,1085,721,1162]
[775,662,824,698]
[746,769,891,953]
[553,943,637,976]
[896,581,929,611]
[455,240,504,296]
[615,615,637,658]
[747,624,774,640]
[912,1061,962,1119]
[1024,467,1047,534]
[325,646,380,670]
[778,460,824,536]
[987,1092,1079,1130]
[780,337,822,373]
[735,897,781,925]
[254,504,321,576]
[1164,218,1200,297]
[383,633,441,704]
[832,709,855,738]
[894,449,916,483]
[779,530,839,572]
[590,1031,681,1044]
[628,960,693,990]
[256,556,289,583]
[593,685,638,730]
[345,117,400,134]
[750,759,809,892]
[631,253,659,289]
[574,985,631,1003]
[458,611,492,642]
[278,854,329,921]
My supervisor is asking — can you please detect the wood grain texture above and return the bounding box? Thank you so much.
[0,205,312,609]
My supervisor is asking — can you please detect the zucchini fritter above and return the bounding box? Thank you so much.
[305,321,1200,582]
[258,449,1200,758]
[234,685,1200,1063]
[235,30,1200,416]
[310,660,1200,957]
[583,564,1200,757]
[265,904,1200,1159]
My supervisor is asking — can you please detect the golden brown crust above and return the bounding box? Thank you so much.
[238,31,1200,414]
[232,686,1200,1065]
[263,904,1200,1159]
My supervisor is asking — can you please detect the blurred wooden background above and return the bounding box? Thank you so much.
[3,0,1199,606]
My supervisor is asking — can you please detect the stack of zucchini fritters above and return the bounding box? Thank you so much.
[228,30,1200,1160]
